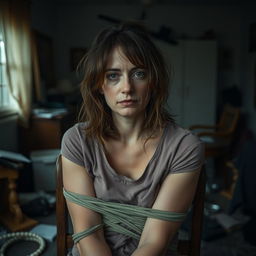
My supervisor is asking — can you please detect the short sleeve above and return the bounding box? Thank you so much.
[61,124,85,167]
[170,134,205,174]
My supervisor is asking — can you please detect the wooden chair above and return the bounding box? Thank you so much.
[190,104,240,191]
[189,104,240,158]
[56,157,206,256]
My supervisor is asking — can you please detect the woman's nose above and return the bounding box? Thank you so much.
[121,76,133,94]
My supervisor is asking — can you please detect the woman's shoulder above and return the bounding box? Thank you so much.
[61,122,91,153]
[164,122,205,173]
[165,122,204,148]
[62,122,88,140]
[61,122,93,167]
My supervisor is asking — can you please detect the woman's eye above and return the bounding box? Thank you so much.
[133,70,146,80]
[106,73,119,81]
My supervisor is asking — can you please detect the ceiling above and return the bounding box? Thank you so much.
[48,0,255,4]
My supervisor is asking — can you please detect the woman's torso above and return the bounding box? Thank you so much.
[61,121,204,255]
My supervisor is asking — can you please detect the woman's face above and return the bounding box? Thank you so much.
[101,47,150,120]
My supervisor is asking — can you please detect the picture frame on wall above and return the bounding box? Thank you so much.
[70,48,87,71]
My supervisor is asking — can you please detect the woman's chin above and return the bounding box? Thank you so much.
[114,109,144,119]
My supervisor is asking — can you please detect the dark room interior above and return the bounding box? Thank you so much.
[0,0,256,255]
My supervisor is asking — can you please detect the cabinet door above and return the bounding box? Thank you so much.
[154,39,217,128]
[182,40,217,128]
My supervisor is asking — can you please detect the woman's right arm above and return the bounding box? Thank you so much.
[62,155,112,256]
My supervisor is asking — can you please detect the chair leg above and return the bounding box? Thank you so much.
[190,168,206,256]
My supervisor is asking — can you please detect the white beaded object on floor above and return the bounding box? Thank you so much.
[0,231,45,256]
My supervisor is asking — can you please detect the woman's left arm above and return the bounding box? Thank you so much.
[131,168,201,256]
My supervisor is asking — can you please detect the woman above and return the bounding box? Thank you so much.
[61,22,204,256]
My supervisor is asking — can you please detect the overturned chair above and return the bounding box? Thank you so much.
[56,156,206,256]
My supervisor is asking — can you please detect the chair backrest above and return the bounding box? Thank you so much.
[177,166,206,256]
[56,156,73,256]
[56,157,206,256]
[217,104,240,135]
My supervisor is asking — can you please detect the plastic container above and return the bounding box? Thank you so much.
[30,149,60,192]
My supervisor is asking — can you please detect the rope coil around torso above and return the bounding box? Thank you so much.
[63,188,187,244]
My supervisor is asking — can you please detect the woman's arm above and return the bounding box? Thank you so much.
[62,156,112,256]
[131,168,201,256]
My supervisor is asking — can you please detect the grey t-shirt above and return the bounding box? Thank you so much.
[61,122,205,256]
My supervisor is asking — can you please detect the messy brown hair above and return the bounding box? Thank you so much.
[78,22,174,145]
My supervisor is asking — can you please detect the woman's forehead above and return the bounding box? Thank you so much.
[106,46,146,70]
[106,47,135,69]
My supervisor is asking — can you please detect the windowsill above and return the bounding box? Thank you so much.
[0,107,18,119]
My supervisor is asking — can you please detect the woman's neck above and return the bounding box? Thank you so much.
[112,114,145,145]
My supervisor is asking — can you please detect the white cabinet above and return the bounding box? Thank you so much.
[154,39,217,128]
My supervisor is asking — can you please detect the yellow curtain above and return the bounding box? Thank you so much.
[0,0,33,125]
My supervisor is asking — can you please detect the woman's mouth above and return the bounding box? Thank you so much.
[118,100,137,106]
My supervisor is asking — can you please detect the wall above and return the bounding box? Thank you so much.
[53,3,242,87]
[30,1,256,134]
[30,0,57,37]
[240,5,256,134]
[0,114,18,151]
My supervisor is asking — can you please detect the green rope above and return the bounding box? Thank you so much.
[63,188,187,244]
[72,224,104,243]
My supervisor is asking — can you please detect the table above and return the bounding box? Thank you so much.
[0,165,38,231]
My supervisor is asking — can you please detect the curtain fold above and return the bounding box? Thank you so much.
[0,0,33,125]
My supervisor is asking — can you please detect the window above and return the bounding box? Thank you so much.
[0,34,11,109]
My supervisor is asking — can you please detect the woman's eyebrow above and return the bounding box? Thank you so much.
[105,67,144,72]
[105,68,120,72]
